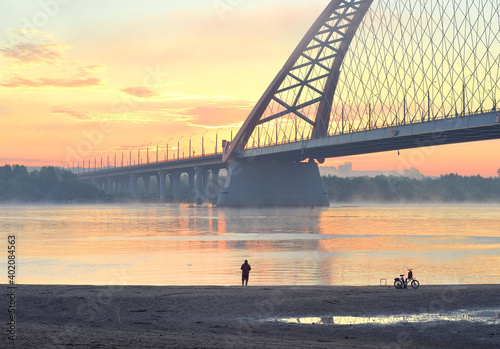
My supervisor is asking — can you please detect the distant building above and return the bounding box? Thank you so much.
[320,162,425,179]
[338,162,353,173]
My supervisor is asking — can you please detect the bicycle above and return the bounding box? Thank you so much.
[394,268,420,289]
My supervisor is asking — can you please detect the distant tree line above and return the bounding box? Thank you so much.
[2,164,500,203]
[323,173,500,203]
[0,165,105,202]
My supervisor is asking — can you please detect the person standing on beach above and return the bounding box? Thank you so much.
[241,260,251,286]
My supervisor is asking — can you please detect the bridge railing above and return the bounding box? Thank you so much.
[71,151,220,175]
[242,105,499,151]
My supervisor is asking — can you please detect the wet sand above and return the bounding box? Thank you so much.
[6,284,500,348]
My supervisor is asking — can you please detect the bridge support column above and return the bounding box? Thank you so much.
[130,174,138,199]
[106,177,114,195]
[158,171,167,202]
[203,171,210,200]
[143,175,150,199]
[168,174,174,200]
[195,167,204,205]
[120,178,127,194]
[172,172,181,202]
[208,168,220,204]
[115,179,121,194]
[218,161,330,207]
[187,171,195,203]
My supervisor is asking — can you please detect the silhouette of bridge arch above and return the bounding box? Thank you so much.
[224,0,500,162]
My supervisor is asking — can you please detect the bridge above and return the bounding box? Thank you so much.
[76,0,500,206]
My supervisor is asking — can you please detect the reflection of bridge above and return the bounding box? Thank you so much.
[77,0,500,206]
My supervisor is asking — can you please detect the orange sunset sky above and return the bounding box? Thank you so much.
[1,0,499,177]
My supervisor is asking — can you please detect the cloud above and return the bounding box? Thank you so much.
[77,64,106,75]
[185,104,251,128]
[120,86,159,99]
[0,42,66,65]
[0,75,101,88]
[51,106,92,120]
[118,85,232,101]
[1,29,69,66]
[0,30,104,89]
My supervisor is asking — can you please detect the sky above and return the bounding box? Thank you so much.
[0,0,499,177]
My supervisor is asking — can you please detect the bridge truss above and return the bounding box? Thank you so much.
[224,0,500,162]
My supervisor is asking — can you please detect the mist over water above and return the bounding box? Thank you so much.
[1,204,499,286]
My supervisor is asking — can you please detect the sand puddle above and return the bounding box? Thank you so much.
[277,309,500,326]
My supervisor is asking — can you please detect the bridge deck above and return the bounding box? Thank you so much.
[77,111,500,181]
[237,111,500,162]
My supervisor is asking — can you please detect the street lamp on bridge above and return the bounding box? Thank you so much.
[189,133,196,159]
[202,130,208,157]
[177,136,184,161]
[166,138,172,162]
[215,128,222,155]
[145,143,153,165]
[156,140,164,163]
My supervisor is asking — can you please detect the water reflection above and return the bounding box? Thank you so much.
[0,204,499,286]
[278,309,500,325]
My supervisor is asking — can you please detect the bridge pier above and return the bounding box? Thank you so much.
[188,170,195,203]
[143,175,150,199]
[158,171,167,202]
[172,172,181,202]
[195,167,204,205]
[218,160,329,207]
[203,171,210,200]
[121,178,129,195]
[105,177,112,195]
[115,178,122,194]
[209,168,220,204]
[168,174,174,200]
[130,174,138,199]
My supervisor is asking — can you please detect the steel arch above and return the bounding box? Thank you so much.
[222,0,374,162]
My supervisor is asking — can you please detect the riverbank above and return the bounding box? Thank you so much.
[6,284,499,348]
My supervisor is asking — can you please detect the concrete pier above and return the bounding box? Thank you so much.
[217,160,330,207]
[172,172,181,202]
[158,171,167,201]
[130,174,138,199]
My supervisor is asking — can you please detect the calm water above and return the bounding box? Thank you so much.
[1,204,499,286]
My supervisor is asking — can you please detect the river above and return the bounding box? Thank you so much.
[1,204,499,286]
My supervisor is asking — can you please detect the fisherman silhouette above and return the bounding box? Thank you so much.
[241,260,251,286]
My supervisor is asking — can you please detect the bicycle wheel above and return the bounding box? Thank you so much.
[394,280,403,289]
[411,280,420,289]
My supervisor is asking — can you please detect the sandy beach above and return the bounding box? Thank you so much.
[5,284,499,348]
